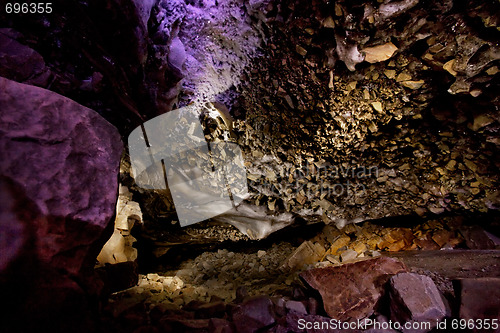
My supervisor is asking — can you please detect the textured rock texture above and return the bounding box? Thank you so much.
[120,0,499,245]
[0,77,122,331]
[458,278,500,322]
[229,0,500,229]
[389,273,448,331]
[300,257,407,321]
[0,0,182,132]
[0,28,52,87]
[97,185,143,266]
[152,0,267,105]
[231,296,276,333]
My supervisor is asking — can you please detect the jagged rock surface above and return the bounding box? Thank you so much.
[97,185,143,266]
[0,77,122,332]
[300,257,407,321]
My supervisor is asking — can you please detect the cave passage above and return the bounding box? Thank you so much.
[0,0,499,332]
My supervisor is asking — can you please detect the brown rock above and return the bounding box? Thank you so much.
[300,257,407,321]
[328,235,351,255]
[470,114,494,131]
[443,59,457,76]
[387,239,406,252]
[371,101,384,112]
[460,226,500,249]
[458,278,500,322]
[389,273,448,331]
[431,230,452,248]
[401,80,425,90]
[414,235,441,250]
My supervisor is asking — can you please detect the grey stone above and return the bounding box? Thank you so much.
[231,296,276,333]
[341,249,358,262]
[285,300,308,315]
[389,273,448,332]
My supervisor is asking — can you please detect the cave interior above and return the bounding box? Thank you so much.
[0,0,499,332]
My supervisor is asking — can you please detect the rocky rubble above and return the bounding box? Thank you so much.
[102,214,499,332]
[102,250,499,333]
[226,0,500,232]
[110,242,297,308]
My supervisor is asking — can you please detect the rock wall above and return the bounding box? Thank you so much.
[97,185,143,266]
[1,0,498,253]
[0,0,182,133]
[230,0,500,228]
[123,0,499,245]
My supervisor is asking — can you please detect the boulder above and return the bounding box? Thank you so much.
[389,273,448,332]
[285,300,308,315]
[300,257,407,321]
[97,185,143,266]
[0,77,122,331]
[0,29,52,87]
[280,240,325,271]
[231,296,276,333]
[209,318,235,333]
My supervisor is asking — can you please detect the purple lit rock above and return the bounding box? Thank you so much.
[0,77,122,329]
[0,29,52,87]
[300,257,407,321]
[0,76,122,275]
[231,296,276,333]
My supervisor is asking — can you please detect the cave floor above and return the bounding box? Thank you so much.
[101,216,500,332]
[387,249,500,279]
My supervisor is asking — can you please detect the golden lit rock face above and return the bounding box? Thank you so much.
[362,42,398,64]
[97,185,143,266]
[225,0,500,231]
